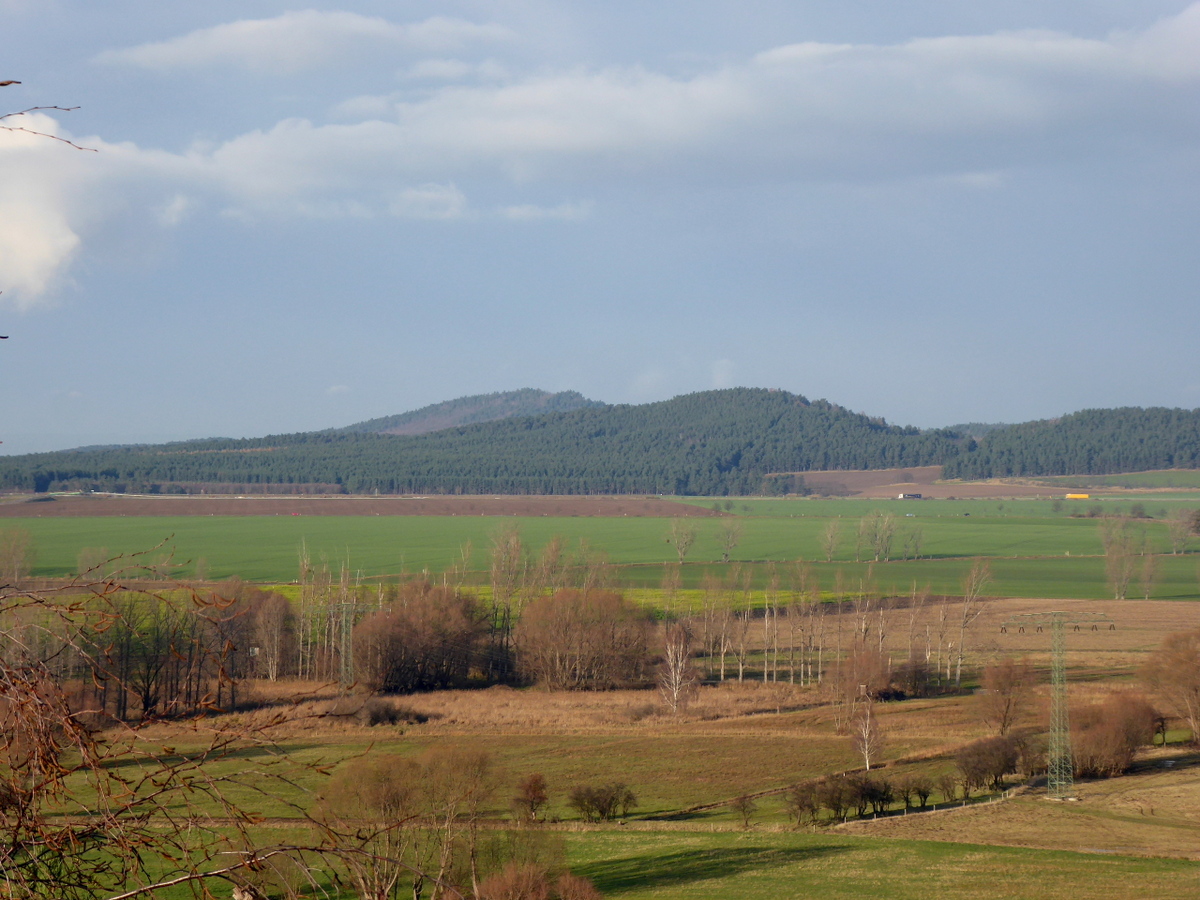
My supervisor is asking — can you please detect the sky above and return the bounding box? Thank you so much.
[2,1,1199,455]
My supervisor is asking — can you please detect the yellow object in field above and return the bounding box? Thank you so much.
[1065,493,1090,500]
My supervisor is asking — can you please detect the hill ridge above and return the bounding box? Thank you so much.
[2,389,1199,495]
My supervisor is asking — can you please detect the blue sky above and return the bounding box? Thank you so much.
[2,1,1199,454]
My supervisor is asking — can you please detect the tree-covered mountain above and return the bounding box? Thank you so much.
[0,389,962,495]
[941,407,1200,479]
[334,388,604,435]
[3,392,1198,496]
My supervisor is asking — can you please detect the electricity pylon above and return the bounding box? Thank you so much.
[1001,611,1114,799]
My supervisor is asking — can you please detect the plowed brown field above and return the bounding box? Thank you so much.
[0,494,723,518]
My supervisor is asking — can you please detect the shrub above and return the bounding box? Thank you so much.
[891,656,934,699]
[556,873,603,900]
[845,774,872,817]
[356,697,429,726]
[568,783,637,822]
[785,781,821,825]
[817,777,853,821]
[1073,693,1158,777]
[513,774,549,822]
[864,777,893,815]
[956,735,1020,792]
[936,773,958,804]
[478,864,552,900]
[730,794,758,828]
[353,581,487,693]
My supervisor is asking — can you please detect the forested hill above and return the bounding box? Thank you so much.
[0,389,961,495]
[941,407,1200,479]
[4,393,1199,495]
[335,389,604,435]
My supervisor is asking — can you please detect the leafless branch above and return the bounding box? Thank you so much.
[0,104,97,151]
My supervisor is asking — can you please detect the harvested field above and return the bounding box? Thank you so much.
[0,493,723,518]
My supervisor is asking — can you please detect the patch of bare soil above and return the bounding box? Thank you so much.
[840,755,1200,859]
[795,466,1062,499]
[0,494,723,518]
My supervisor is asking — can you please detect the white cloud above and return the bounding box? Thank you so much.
[95,11,513,73]
[403,58,509,82]
[500,201,590,221]
[324,384,350,395]
[158,193,192,226]
[0,115,86,308]
[386,183,469,220]
[7,5,1200,310]
[196,6,1200,189]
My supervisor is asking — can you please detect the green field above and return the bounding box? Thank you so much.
[565,831,1200,900]
[9,495,1200,599]
[146,825,1199,899]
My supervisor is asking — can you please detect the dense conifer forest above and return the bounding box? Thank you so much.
[3,390,1199,495]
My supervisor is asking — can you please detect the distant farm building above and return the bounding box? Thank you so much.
[1065,493,1091,500]
[897,493,923,500]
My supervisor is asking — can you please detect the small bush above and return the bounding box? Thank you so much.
[1073,693,1157,777]
[730,794,758,828]
[817,777,853,820]
[478,864,552,900]
[568,783,637,822]
[513,773,550,822]
[785,781,820,825]
[357,697,428,726]
[625,702,658,723]
[956,735,1020,792]
[936,773,958,804]
[556,873,602,900]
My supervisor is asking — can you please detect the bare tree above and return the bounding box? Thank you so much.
[730,794,758,829]
[851,701,886,770]
[659,562,682,618]
[871,512,896,562]
[955,560,992,688]
[1141,628,1200,744]
[516,589,652,689]
[253,590,295,682]
[904,581,928,663]
[820,520,841,563]
[900,525,923,561]
[718,519,742,563]
[978,657,1034,735]
[667,519,697,566]
[0,527,35,585]
[1167,511,1193,556]
[490,523,528,679]
[726,567,754,682]
[1140,552,1160,600]
[1099,517,1139,600]
[658,621,698,714]
[512,773,550,822]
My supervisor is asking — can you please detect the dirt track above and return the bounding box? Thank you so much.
[0,494,725,518]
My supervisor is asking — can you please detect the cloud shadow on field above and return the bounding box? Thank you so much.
[574,844,849,894]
